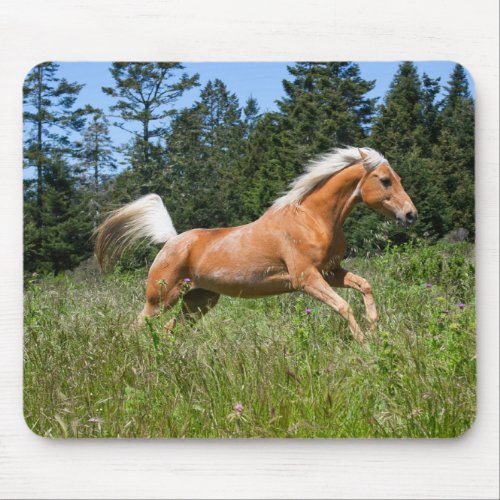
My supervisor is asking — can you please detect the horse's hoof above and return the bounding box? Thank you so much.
[164,317,177,333]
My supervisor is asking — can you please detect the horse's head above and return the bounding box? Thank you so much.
[359,159,417,227]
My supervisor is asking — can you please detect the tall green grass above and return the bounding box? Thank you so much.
[24,240,475,438]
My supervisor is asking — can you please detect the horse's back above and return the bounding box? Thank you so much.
[165,222,291,297]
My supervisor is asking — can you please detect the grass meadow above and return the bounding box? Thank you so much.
[24,240,476,438]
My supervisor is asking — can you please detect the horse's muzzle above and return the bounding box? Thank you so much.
[396,210,418,227]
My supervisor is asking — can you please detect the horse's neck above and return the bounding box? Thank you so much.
[300,163,365,231]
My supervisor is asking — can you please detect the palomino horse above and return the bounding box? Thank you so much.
[95,147,417,342]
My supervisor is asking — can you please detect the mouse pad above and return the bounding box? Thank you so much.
[23,61,475,438]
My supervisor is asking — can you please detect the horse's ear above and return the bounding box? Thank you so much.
[358,148,368,161]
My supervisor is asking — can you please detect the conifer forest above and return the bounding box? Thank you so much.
[23,62,474,274]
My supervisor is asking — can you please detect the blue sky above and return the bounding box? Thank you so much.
[53,61,472,145]
[24,61,473,176]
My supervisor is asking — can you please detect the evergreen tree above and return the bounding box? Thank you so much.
[198,79,246,225]
[23,62,89,273]
[40,156,93,273]
[240,112,292,219]
[355,62,447,248]
[77,107,115,192]
[370,61,427,160]
[164,79,245,229]
[162,106,205,231]
[24,155,93,273]
[102,63,199,194]
[433,64,475,236]
[278,63,376,162]
[242,96,260,137]
[23,62,85,224]
[421,73,442,152]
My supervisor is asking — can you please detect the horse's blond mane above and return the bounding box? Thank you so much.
[272,146,387,210]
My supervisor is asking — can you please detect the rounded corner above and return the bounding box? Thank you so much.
[22,61,54,88]
[447,410,478,439]
[443,60,476,96]
[23,406,51,439]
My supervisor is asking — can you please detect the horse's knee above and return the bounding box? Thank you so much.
[337,302,352,318]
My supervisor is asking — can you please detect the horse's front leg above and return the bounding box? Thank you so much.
[300,269,365,343]
[326,268,378,329]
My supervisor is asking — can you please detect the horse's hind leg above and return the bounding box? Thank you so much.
[135,278,184,329]
[326,268,378,328]
[181,288,220,324]
[136,285,219,332]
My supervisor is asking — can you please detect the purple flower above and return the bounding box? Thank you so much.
[233,403,244,414]
[305,307,312,314]
[458,303,465,310]
[183,278,191,283]
[425,283,432,289]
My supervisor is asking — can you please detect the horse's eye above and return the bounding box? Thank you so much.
[380,177,391,188]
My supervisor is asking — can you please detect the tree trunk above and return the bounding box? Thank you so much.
[143,120,149,164]
[94,129,99,192]
[36,65,43,227]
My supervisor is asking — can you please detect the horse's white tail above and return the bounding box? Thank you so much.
[94,194,177,272]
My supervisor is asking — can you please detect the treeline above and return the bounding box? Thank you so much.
[23,62,474,274]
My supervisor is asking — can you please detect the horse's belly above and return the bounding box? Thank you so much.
[194,266,292,298]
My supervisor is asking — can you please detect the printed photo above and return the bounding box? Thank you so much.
[23,62,475,438]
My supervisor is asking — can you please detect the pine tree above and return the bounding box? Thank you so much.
[421,73,442,153]
[240,112,291,219]
[102,63,199,194]
[278,63,376,162]
[23,62,85,225]
[23,62,89,273]
[370,61,427,160]
[347,62,446,248]
[162,106,205,231]
[164,79,245,229]
[40,156,94,273]
[24,154,93,273]
[77,107,115,193]
[242,96,260,137]
[433,64,475,236]
[199,79,246,225]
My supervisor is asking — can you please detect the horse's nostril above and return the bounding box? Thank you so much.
[406,211,416,223]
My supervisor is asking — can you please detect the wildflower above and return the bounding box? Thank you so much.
[458,303,465,310]
[411,407,424,417]
[425,283,432,289]
[233,402,244,415]
[183,278,191,283]
[305,307,312,314]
